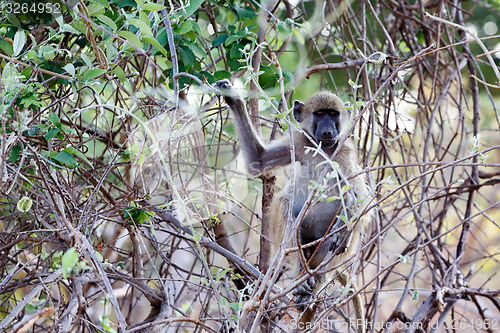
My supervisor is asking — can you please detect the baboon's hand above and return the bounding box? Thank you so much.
[293,276,315,310]
[215,78,233,90]
[330,228,349,255]
[215,79,245,112]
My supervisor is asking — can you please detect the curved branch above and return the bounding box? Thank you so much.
[296,59,366,82]
[156,211,268,285]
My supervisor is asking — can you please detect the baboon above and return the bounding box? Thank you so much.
[215,79,372,332]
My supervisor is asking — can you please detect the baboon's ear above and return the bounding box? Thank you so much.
[293,100,305,123]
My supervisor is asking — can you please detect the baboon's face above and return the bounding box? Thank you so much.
[311,109,341,148]
[293,92,345,149]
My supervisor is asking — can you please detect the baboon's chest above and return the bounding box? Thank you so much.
[289,162,354,240]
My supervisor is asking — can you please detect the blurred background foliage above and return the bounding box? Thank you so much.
[0,0,499,332]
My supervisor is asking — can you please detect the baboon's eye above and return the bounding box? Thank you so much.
[315,111,323,116]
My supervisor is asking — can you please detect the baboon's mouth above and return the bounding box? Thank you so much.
[320,139,337,148]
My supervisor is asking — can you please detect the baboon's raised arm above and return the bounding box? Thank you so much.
[215,79,291,176]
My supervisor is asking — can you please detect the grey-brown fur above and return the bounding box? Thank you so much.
[215,79,371,333]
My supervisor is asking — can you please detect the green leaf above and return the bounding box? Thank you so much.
[212,34,228,47]
[195,71,214,84]
[0,39,14,56]
[45,128,60,141]
[129,18,153,37]
[6,14,21,28]
[139,10,154,34]
[17,196,33,213]
[1,63,23,91]
[62,247,79,270]
[94,0,110,8]
[123,203,154,224]
[230,43,244,59]
[113,66,126,82]
[234,6,255,20]
[214,70,231,81]
[341,185,353,194]
[309,180,320,187]
[64,147,92,167]
[25,303,36,313]
[118,31,144,49]
[412,290,419,303]
[143,36,168,57]
[97,14,117,31]
[83,68,107,81]
[282,71,293,89]
[9,144,21,162]
[354,101,365,110]
[193,233,201,242]
[142,2,165,11]
[63,63,75,76]
[13,30,26,57]
[34,123,47,132]
[53,151,78,168]
[224,34,241,46]
[49,112,61,128]
[348,79,362,89]
[398,253,411,264]
[86,3,105,16]
[117,0,137,8]
[25,298,45,314]
[326,196,340,202]
[189,21,202,36]
[215,268,232,282]
[181,0,203,18]
[95,251,103,263]
[258,65,276,88]
[183,40,205,58]
[136,153,145,165]
[174,21,193,35]
[177,45,196,66]
[417,31,425,45]
[229,301,244,311]
[277,21,292,35]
